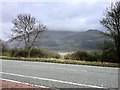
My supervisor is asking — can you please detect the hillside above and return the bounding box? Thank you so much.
[7,29,109,52]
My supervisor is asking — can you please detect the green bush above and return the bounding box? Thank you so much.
[76,51,88,60]
[11,48,28,57]
[101,48,118,63]
[86,51,101,62]
[65,49,118,63]
[30,48,44,58]
[2,52,10,57]
[64,50,102,62]
[101,41,118,63]
[8,48,60,59]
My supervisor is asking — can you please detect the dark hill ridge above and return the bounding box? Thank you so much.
[7,29,109,52]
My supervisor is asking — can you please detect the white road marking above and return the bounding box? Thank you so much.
[0,78,48,88]
[23,65,77,71]
[1,72,106,88]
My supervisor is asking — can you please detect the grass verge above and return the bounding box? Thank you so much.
[1,56,119,68]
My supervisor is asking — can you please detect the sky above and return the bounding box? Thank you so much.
[0,0,116,40]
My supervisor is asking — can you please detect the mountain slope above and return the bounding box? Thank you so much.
[7,29,109,52]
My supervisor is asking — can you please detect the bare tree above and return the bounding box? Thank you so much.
[11,14,47,57]
[100,1,120,62]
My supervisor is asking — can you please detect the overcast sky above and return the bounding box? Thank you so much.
[1,0,115,40]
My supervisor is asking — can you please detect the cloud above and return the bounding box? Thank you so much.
[1,1,110,40]
[0,0,116,3]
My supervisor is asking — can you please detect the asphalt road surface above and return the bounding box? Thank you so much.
[1,59,119,89]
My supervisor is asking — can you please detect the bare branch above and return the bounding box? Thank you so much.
[100,1,120,61]
[11,14,46,50]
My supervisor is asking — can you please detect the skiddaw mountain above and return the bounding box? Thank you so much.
[7,29,109,52]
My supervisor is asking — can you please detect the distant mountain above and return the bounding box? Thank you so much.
[7,29,109,52]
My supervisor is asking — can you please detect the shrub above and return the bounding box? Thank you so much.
[76,51,88,60]
[2,51,11,57]
[8,48,60,59]
[30,48,44,58]
[64,50,102,62]
[11,48,28,57]
[101,41,118,63]
[101,48,118,63]
[86,51,101,62]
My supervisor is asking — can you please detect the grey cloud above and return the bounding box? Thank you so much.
[2,1,109,40]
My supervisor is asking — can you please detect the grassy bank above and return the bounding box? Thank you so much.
[1,56,119,68]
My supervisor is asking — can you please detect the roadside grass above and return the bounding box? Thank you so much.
[1,56,119,68]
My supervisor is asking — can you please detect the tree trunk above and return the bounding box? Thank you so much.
[28,49,30,58]
[27,46,31,58]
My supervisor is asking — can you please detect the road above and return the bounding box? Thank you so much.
[1,59,119,89]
